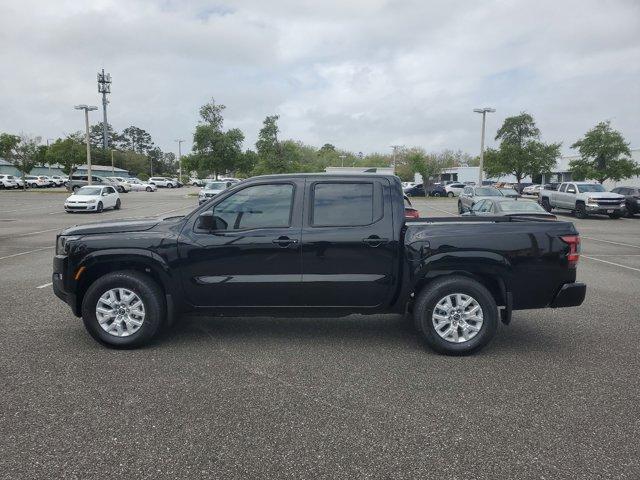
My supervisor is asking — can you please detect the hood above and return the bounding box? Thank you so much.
[61,218,162,236]
[583,192,624,199]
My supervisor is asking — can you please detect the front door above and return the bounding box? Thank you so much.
[178,180,304,307]
[300,178,396,308]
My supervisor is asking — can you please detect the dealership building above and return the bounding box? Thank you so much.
[0,158,131,178]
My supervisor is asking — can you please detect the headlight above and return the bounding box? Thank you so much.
[56,236,79,255]
[87,199,97,203]
[586,197,598,205]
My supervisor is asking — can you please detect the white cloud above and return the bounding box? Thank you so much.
[0,0,638,156]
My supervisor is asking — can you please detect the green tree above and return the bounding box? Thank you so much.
[253,115,298,174]
[45,135,86,175]
[192,99,245,178]
[120,126,154,154]
[1,134,40,189]
[569,121,638,183]
[406,148,447,194]
[484,112,560,186]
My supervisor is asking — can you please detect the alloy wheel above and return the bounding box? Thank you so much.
[432,293,483,343]
[95,288,145,337]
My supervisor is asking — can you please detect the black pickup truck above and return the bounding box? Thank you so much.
[53,174,586,354]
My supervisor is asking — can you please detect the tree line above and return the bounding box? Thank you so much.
[1,100,636,189]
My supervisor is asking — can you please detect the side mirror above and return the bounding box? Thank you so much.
[197,211,228,231]
[102,192,108,196]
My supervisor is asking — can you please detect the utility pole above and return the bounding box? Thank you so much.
[74,105,98,184]
[97,69,112,151]
[473,107,495,185]
[390,145,402,174]
[46,138,54,173]
[175,139,184,181]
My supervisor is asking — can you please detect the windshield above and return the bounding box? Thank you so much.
[475,187,503,196]
[76,187,102,196]
[205,182,227,189]
[499,201,546,213]
[577,184,606,193]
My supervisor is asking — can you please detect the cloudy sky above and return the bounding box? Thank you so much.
[0,0,638,156]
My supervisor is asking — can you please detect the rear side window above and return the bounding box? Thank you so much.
[312,182,374,226]
[559,184,567,192]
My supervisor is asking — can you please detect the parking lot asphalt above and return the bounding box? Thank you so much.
[1,189,639,479]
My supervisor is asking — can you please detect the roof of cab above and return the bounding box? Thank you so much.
[245,172,401,182]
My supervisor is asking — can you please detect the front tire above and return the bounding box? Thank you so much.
[447,192,454,198]
[458,201,464,214]
[541,197,552,212]
[114,198,121,210]
[167,183,173,188]
[575,203,587,219]
[96,201,103,213]
[146,186,152,192]
[81,270,165,348]
[413,276,498,355]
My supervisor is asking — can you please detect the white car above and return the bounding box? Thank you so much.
[523,184,542,196]
[190,178,205,187]
[198,180,233,204]
[127,178,157,192]
[0,174,18,189]
[149,177,176,188]
[24,175,49,188]
[50,175,67,187]
[106,177,132,193]
[64,185,121,213]
[444,182,466,197]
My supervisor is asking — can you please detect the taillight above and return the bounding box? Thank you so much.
[561,235,580,268]
[405,208,420,219]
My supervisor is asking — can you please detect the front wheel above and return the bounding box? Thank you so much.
[575,203,587,219]
[413,276,498,355]
[540,197,552,212]
[72,185,80,193]
[146,186,152,192]
[114,198,121,210]
[458,201,464,214]
[167,183,173,188]
[96,201,103,213]
[81,270,165,347]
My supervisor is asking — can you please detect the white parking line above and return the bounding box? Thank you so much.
[36,282,53,289]
[0,246,54,261]
[0,227,61,239]
[582,255,640,273]
[581,236,640,250]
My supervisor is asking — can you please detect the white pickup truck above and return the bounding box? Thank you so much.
[539,182,626,219]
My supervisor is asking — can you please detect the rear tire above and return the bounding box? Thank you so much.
[72,185,80,193]
[115,198,121,210]
[81,270,165,348]
[413,276,498,355]
[167,183,173,188]
[447,192,454,198]
[146,186,152,192]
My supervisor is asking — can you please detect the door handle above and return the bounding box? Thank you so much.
[362,235,388,247]
[272,236,298,248]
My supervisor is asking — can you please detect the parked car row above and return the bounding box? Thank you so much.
[0,174,68,188]
[66,175,157,193]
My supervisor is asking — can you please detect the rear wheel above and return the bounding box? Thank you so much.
[414,276,498,355]
[447,192,454,198]
[167,183,173,188]
[575,203,587,219]
[81,270,164,348]
[115,198,121,210]
[72,185,80,193]
[146,186,152,192]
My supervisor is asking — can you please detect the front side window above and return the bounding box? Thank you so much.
[312,182,374,226]
[566,184,577,193]
[559,184,567,192]
[211,184,294,231]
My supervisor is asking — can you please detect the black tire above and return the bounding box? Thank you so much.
[96,201,103,213]
[72,185,80,193]
[115,198,121,210]
[167,183,173,189]
[575,203,587,219]
[458,201,464,214]
[413,276,498,355]
[608,212,621,219]
[447,192,454,198]
[146,186,152,192]
[81,270,165,348]
[117,186,124,193]
[541,197,552,212]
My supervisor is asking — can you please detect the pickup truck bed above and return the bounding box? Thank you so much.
[53,174,585,354]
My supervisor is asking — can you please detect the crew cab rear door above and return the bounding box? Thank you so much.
[300,178,395,308]
[178,178,305,307]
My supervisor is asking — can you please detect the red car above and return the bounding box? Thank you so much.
[404,195,419,219]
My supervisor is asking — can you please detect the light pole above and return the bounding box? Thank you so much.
[75,105,98,184]
[473,107,495,185]
[46,138,54,173]
[390,145,402,175]
[175,139,184,181]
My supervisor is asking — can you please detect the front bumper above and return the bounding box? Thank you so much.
[52,255,80,316]
[585,204,625,214]
[550,282,586,308]
[65,203,97,211]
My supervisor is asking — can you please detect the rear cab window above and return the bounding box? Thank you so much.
[311,181,382,227]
